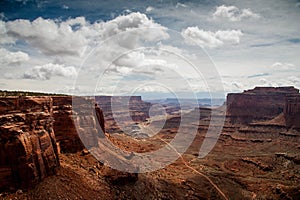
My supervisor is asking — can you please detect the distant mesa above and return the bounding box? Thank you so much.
[226,86,300,130]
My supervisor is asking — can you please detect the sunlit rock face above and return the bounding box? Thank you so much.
[0,97,59,191]
[226,86,299,124]
[0,96,106,191]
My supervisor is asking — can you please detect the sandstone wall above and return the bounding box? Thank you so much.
[52,96,81,153]
[226,87,299,124]
[0,96,106,191]
[284,94,300,129]
[52,96,105,153]
[0,97,59,191]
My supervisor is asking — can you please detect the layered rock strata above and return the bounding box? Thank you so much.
[284,94,300,130]
[0,97,59,191]
[0,96,106,191]
[52,96,105,153]
[227,87,299,124]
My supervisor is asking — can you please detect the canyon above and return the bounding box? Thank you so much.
[0,87,299,199]
[95,96,151,134]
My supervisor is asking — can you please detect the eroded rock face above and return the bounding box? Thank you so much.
[71,97,106,149]
[52,96,105,153]
[0,97,59,191]
[0,96,106,191]
[284,94,300,130]
[227,87,299,124]
[52,96,82,153]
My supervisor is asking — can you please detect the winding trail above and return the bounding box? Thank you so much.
[137,118,228,199]
[158,137,229,200]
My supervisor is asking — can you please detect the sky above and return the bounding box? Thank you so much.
[0,0,300,99]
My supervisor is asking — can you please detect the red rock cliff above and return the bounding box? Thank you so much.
[0,95,106,191]
[227,86,299,124]
[284,94,300,129]
[52,96,105,153]
[0,97,59,191]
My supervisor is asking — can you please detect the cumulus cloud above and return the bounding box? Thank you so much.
[110,51,172,76]
[23,63,77,80]
[0,21,15,44]
[0,48,29,66]
[0,12,169,56]
[4,17,88,56]
[114,51,145,68]
[213,5,260,21]
[181,27,243,48]
[100,12,169,46]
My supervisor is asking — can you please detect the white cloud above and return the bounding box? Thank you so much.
[23,63,77,80]
[0,21,15,44]
[181,27,243,48]
[182,27,222,48]
[1,12,169,56]
[215,30,243,44]
[4,17,88,56]
[114,51,145,68]
[213,5,260,21]
[110,50,173,76]
[0,48,29,66]
[100,12,169,46]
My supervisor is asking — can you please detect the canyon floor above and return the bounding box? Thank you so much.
[1,106,300,200]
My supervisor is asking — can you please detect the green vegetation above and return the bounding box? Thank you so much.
[0,90,68,97]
